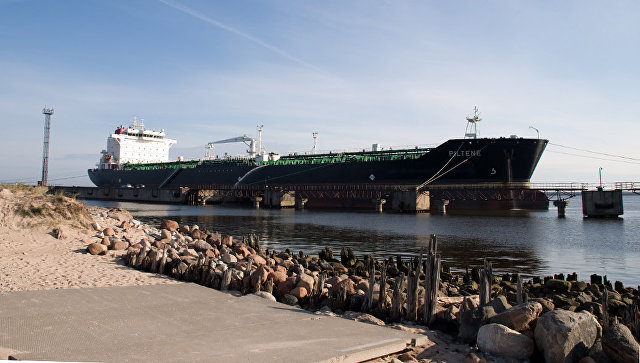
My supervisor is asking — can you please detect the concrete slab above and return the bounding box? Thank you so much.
[0,283,421,362]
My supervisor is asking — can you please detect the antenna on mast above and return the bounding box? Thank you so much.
[312,132,318,154]
[465,106,482,139]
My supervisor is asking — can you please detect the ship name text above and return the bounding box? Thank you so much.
[449,150,482,157]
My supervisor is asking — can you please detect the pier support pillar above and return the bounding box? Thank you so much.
[373,198,386,213]
[251,197,263,209]
[553,200,568,218]
[431,199,449,214]
[295,196,308,210]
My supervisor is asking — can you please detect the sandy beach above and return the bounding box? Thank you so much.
[0,186,179,292]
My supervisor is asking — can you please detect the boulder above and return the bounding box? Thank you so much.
[91,222,101,231]
[477,323,534,360]
[354,313,385,326]
[533,298,555,313]
[296,273,315,293]
[159,219,179,232]
[110,240,129,251]
[534,310,602,363]
[120,220,130,230]
[103,227,115,237]
[250,254,267,265]
[87,243,107,255]
[290,286,308,299]
[182,248,198,258]
[277,278,296,296]
[490,301,542,332]
[192,240,213,252]
[221,253,237,264]
[160,229,172,240]
[281,294,298,306]
[268,271,288,285]
[254,291,276,302]
[546,278,572,292]
[602,319,639,363]
[250,265,270,287]
[331,278,356,296]
[487,295,512,314]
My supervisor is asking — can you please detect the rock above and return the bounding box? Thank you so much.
[490,301,542,332]
[192,240,213,252]
[397,352,418,362]
[159,219,179,232]
[204,248,218,259]
[250,265,269,287]
[571,281,589,292]
[277,278,296,296]
[578,357,597,363]
[101,237,111,246]
[281,294,298,306]
[250,254,266,265]
[103,227,115,237]
[602,319,639,363]
[290,286,308,299]
[477,323,534,360]
[221,253,237,264]
[534,298,555,313]
[87,243,107,255]
[91,222,102,231]
[182,248,198,258]
[331,278,356,295]
[110,240,129,251]
[160,229,172,240]
[464,352,487,363]
[221,235,233,247]
[487,295,512,314]
[534,310,602,363]
[296,273,315,293]
[53,227,65,239]
[268,271,288,285]
[254,291,276,302]
[546,279,572,292]
[120,220,130,230]
[354,313,385,326]
[0,188,13,198]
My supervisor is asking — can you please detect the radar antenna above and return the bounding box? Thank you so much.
[465,106,482,139]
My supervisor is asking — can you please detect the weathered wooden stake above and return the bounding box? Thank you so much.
[516,273,523,305]
[378,261,388,314]
[390,273,405,322]
[601,286,609,331]
[265,277,274,295]
[221,268,232,291]
[362,257,376,313]
[479,258,493,306]
[158,247,168,275]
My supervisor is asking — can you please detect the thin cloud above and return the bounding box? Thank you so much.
[157,0,324,73]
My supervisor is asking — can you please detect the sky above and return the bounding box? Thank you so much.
[1,0,639,186]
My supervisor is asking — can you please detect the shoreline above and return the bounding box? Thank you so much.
[1,185,638,362]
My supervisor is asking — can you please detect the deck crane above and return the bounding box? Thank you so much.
[204,135,256,160]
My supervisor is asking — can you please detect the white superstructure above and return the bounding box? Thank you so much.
[98,117,176,169]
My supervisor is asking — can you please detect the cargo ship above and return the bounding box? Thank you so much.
[88,111,548,202]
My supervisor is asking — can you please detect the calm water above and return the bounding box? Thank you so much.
[85,195,640,286]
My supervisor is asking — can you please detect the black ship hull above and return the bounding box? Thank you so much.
[237,138,547,187]
[88,138,547,195]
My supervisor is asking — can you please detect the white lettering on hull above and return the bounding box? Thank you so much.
[449,150,482,157]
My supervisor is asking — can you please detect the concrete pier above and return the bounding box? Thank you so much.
[390,190,430,212]
[582,189,623,218]
[430,199,449,214]
[251,196,263,209]
[295,196,308,210]
[264,190,296,208]
[553,200,569,218]
[373,198,386,213]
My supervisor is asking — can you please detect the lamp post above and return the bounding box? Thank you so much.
[529,126,539,139]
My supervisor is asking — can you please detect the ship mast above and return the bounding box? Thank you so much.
[465,106,481,139]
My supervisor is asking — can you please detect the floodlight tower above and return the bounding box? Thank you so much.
[40,107,54,186]
[312,132,318,154]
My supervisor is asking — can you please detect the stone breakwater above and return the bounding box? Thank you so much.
[87,213,640,362]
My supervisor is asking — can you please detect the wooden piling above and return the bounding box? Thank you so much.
[362,257,376,313]
[390,273,405,322]
[479,258,493,306]
[516,273,523,305]
[378,261,388,315]
[221,268,232,291]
